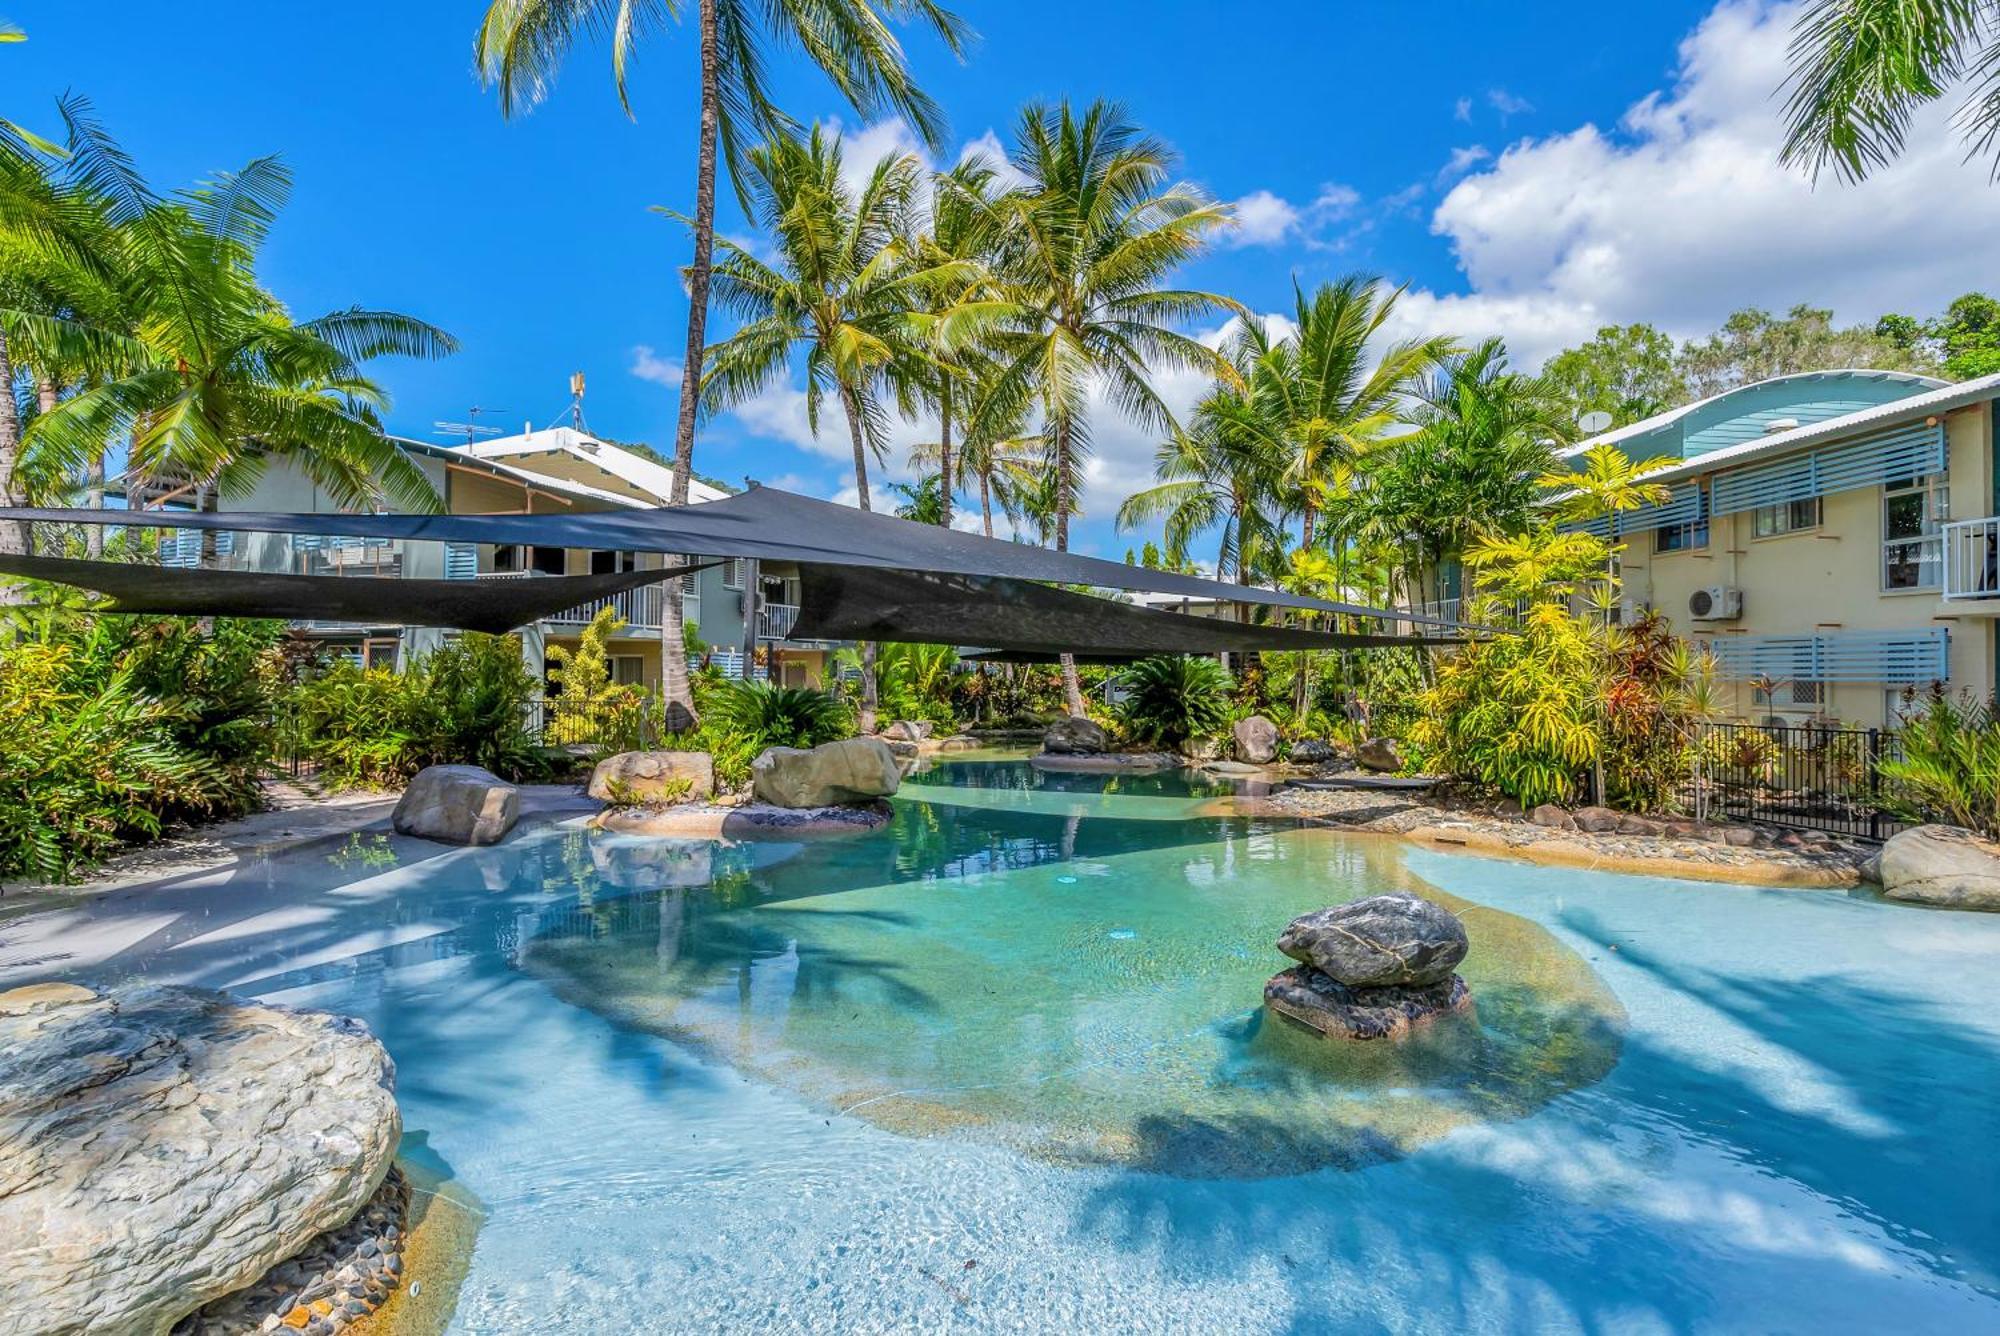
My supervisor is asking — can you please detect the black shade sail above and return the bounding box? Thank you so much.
[791,565,1462,660]
[0,554,714,635]
[0,486,1463,627]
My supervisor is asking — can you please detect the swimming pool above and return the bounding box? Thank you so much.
[6,758,1998,1332]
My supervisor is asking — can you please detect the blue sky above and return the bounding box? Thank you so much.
[13,1,2000,561]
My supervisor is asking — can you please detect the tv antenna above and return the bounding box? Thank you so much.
[433,406,508,446]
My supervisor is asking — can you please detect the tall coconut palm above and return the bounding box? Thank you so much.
[1116,383,1283,587]
[1245,277,1452,551]
[901,156,1010,529]
[22,113,455,560]
[473,0,966,728]
[977,99,1241,712]
[698,126,968,728]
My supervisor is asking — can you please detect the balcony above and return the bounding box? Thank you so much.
[758,602,800,641]
[1942,517,2000,602]
[476,571,665,633]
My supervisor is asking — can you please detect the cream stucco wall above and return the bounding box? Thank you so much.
[1619,400,1994,728]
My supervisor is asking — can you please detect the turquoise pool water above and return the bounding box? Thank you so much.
[5,758,1999,1332]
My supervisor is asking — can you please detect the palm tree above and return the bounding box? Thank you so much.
[473,0,967,728]
[1246,278,1452,551]
[1359,339,1576,610]
[21,120,455,562]
[1779,0,2000,182]
[1116,384,1283,588]
[888,472,947,524]
[902,156,1009,530]
[699,125,968,730]
[977,99,1241,712]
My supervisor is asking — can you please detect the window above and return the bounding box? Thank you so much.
[530,546,567,576]
[1886,687,1924,728]
[721,558,745,590]
[1883,474,1949,590]
[1753,497,1822,538]
[611,655,645,686]
[590,550,638,575]
[1654,518,1708,553]
[1753,679,1823,713]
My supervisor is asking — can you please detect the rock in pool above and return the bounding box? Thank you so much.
[751,736,901,809]
[1878,823,2000,910]
[392,764,518,846]
[1232,715,1279,764]
[1042,715,1109,755]
[1264,965,1473,1041]
[1277,892,1469,987]
[0,983,399,1335]
[587,750,716,805]
[1355,737,1403,773]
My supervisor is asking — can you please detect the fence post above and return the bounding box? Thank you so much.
[1866,727,1883,842]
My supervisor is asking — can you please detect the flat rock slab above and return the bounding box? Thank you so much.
[1030,752,1181,774]
[0,984,399,1336]
[1264,965,1473,1041]
[595,802,893,840]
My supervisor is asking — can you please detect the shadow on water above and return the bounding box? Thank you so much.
[1068,929,2000,1330]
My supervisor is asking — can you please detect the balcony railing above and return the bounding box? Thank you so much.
[758,602,800,641]
[1942,517,2000,601]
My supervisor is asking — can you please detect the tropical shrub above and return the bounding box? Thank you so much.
[1878,689,2000,836]
[1115,655,1233,749]
[290,634,543,787]
[698,678,853,752]
[545,607,644,748]
[1600,611,1717,812]
[0,641,233,882]
[874,641,960,729]
[1410,601,1601,808]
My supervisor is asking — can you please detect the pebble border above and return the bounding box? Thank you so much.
[172,1167,410,1336]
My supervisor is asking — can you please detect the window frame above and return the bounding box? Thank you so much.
[1752,496,1823,539]
[1881,473,1950,593]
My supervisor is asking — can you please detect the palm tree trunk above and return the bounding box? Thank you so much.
[837,381,880,733]
[198,485,221,570]
[86,449,104,558]
[1050,418,1087,717]
[0,327,26,566]
[937,387,953,531]
[657,0,722,733]
[979,469,993,538]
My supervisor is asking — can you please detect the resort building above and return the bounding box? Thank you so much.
[160,426,846,690]
[1563,368,2000,729]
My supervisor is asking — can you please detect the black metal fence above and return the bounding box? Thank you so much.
[1689,720,1908,841]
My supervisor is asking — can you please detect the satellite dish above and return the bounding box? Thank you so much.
[1578,410,1614,435]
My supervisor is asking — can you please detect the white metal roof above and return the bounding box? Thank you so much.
[455,427,730,505]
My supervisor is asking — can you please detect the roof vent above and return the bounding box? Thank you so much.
[1763,417,1801,435]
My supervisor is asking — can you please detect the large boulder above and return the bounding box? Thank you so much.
[1290,739,1336,765]
[1277,893,1469,988]
[392,764,518,846]
[1356,737,1403,773]
[0,984,399,1336]
[751,736,901,809]
[882,719,934,742]
[1264,966,1473,1041]
[1042,715,1109,755]
[1233,715,1279,764]
[587,750,715,805]
[1878,824,2000,910]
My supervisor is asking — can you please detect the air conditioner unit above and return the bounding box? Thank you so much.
[1688,585,1743,620]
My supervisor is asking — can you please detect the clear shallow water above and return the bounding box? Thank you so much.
[4,760,1999,1332]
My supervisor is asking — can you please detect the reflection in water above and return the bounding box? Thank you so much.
[525,763,1624,1176]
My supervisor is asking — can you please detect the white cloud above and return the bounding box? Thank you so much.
[628,344,682,387]
[1227,189,1303,246]
[1487,87,1533,120]
[1438,145,1491,182]
[1383,0,2000,369]
[829,116,930,198]
[1454,96,1474,123]
[1223,181,1362,248]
